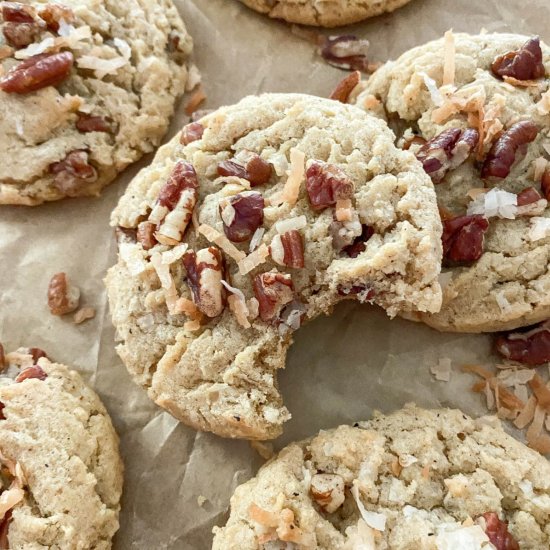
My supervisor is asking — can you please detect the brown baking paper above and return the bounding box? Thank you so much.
[0,0,548,547]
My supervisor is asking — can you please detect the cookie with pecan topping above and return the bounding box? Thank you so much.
[0,0,193,205]
[212,405,549,549]
[0,346,123,548]
[105,93,443,439]
[355,32,550,332]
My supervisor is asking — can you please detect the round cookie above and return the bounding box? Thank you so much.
[106,93,442,440]
[355,32,550,332]
[0,346,123,549]
[212,405,550,549]
[236,0,413,27]
[0,0,193,205]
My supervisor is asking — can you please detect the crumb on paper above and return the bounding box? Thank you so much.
[430,357,451,382]
[184,86,207,116]
[250,440,275,460]
[73,307,96,324]
[197,495,207,507]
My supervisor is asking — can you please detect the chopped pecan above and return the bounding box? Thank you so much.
[50,149,97,196]
[310,473,345,514]
[1,3,36,23]
[270,230,305,269]
[253,272,294,323]
[342,225,374,258]
[329,70,360,103]
[416,128,479,183]
[491,37,545,81]
[306,160,354,211]
[180,122,204,145]
[481,121,538,180]
[495,321,550,366]
[183,247,225,318]
[136,221,157,250]
[541,168,550,201]
[0,51,74,94]
[0,402,4,421]
[0,344,5,372]
[220,191,264,243]
[217,154,272,187]
[15,365,47,383]
[47,272,80,315]
[76,113,115,133]
[480,512,519,550]
[0,510,11,547]
[115,226,137,245]
[2,22,40,48]
[516,186,542,206]
[28,348,47,362]
[37,3,75,32]
[320,35,370,71]
[442,215,489,263]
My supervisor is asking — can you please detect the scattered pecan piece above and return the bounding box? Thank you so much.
[115,226,137,245]
[50,149,97,196]
[15,365,47,383]
[416,128,479,183]
[220,191,264,243]
[180,122,204,145]
[253,272,294,323]
[37,3,75,32]
[491,37,545,82]
[136,221,157,250]
[481,121,538,180]
[2,21,40,48]
[183,248,225,318]
[342,225,374,258]
[480,512,519,550]
[495,321,550,366]
[541,168,550,201]
[329,70,360,103]
[217,154,272,187]
[320,35,370,71]
[0,51,74,94]
[310,473,345,513]
[270,230,305,268]
[47,272,80,315]
[76,113,115,133]
[306,160,354,211]
[442,215,489,263]
[28,348,47,362]
[2,2,36,23]
[516,186,542,206]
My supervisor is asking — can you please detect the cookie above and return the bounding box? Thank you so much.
[0,346,123,549]
[354,32,550,332]
[0,0,193,205]
[212,404,550,549]
[105,93,442,440]
[236,0,413,28]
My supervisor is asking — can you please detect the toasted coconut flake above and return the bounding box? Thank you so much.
[161,243,189,265]
[173,297,200,318]
[271,149,305,207]
[221,280,251,328]
[529,217,550,242]
[533,157,549,182]
[526,404,546,443]
[420,72,443,106]
[150,252,178,313]
[77,53,128,79]
[73,307,95,324]
[57,23,93,50]
[495,291,512,314]
[497,368,535,387]
[113,37,131,59]
[430,357,451,382]
[351,483,386,532]
[184,319,201,331]
[528,374,550,411]
[442,29,456,87]
[250,440,274,460]
[361,94,381,110]
[14,37,56,59]
[238,243,269,275]
[467,187,517,219]
[484,381,495,410]
[503,76,542,87]
[198,224,246,262]
[274,215,307,234]
[184,86,206,116]
[247,297,259,320]
[462,364,493,380]
[515,395,537,429]
[398,454,418,468]
[335,198,353,222]
[0,487,24,519]
[537,90,550,115]
[249,227,265,253]
[119,242,148,276]
[249,504,280,528]
[528,433,550,454]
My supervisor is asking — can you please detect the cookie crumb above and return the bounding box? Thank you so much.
[184,86,206,116]
[250,440,274,460]
[73,307,96,324]
[197,495,207,507]
[430,357,451,382]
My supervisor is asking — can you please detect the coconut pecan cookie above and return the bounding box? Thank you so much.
[236,0,413,27]
[0,346,123,549]
[0,0,192,205]
[105,93,442,440]
[354,32,550,332]
[212,405,550,549]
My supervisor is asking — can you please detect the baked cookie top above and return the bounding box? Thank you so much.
[0,0,192,205]
[0,346,123,549]
[355,32,550,333]
[212,405,550,549]
[106,93,442,440]
[236,0,414,28]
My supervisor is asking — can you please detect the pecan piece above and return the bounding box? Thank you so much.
[183,247,225,318]
[217,154,272,187]
[47,272,80,315]
[481,121,538,180]
[480,512,519,550]
[270,230,305,268]
[306,161,354,211]
[2,3,36,23]
[329,70,360,103]
[495,321,550,366]
[0,51,74,94]
[0,402,5,421]
[0,344,5,372]
[491,37,545,81]
[253,272,294,323]
[342,224,374,258]
[416,128,479,183]
[149,161,199,245]
[37,3,75,32]
[320,35,370,71]
[15,365,47,383]
[541,168,550,201]
[516,186,542,206]
[442,215,489,263]
[310,473,345,514]
[180,122,204,145]
[28,347,47,362]
[115,226,137,245]
[50,149,97,196]
[2,22,40,48]
[76,113,115,133]
[220,191,264,243]
[136,221,157,250]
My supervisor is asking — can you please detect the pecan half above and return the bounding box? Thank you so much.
[0,51,74,94]
[480,512,519,550]
[220,191,264,243]
[183,248,225,318]
[2,3,36,23]
[15,365,47,383]
[495,321,550,366]
[416,128,479,183]
[342,225,374,258]
[442,215,489,263]
[2,22,40,48]
[541,168,550,201]
[47,272,80,315]
[491,37,545,82]
[481,121,538,180]
[329,70,360,103]
[136,221,157,250]
[180,122,204,145]
[320,35,370,71]
[76,113,115,133]
[217,154,272,187]
[37,4,75,32]
[310,473,345,514]
[270,230,305,269]
[306,161,354,211]
[253,272,294,323]
[516,186,542,206]
[50,149,97,196]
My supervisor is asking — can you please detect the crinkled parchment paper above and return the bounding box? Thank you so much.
[0,0,548,547]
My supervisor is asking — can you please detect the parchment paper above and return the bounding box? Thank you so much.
[0,0,548,547]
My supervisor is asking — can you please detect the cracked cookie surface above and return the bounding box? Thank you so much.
[0,347,123,549]
[0,0,192,205]
[106,93,442,440]
[212,405,550,549]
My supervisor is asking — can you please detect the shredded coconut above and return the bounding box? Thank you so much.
[238,243,269,275]
[274,215,307,234]
[77,52,128,79]
[119,242,148,276]
[442,29,456,87]
[467,188,517,219]
[533,157,549,182]
[249,227,265,252]
[538,90,550,115]
[495,291,512,314]
[529,217,550,241]
[161,243,189,265]
[198,224,246,262]
[15,37,55,59]
[221,280,251,328]
[420,72,443,106]
[113,37,131,59]
[435,524,490,550]
[351,483,386,532]
[271,148,305,207]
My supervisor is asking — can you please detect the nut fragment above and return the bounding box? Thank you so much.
[183,247,225,318]
[28,348,47,362]
[479,512,519,550]
[495,321,550,366]
[220,191,264,243]
[115,226,137,245]
[37,3,75,32]
[76,113,115,133]
[342,224,374,258]
[50,149,97,196]
[516,186,542,206]
[136,221,157,250]
[320,35,370,71]
[2,2,36,23]
[218,154,272,186]
[0,344,5,372]
[481,121,538,180]
[491,37,545,82]
[270,230,305,268]
[329,70,360,103]
[541,168,550,201]
[180,122,204,145]
[310,473,346,514]
[442,215,489,263]
[73,306,96,324]
[253,272,294,323]
[0,52,74,94]
[2,22,40,48]
[47,272,80,315]
[15,365,47,383]
[306,160,354,211]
